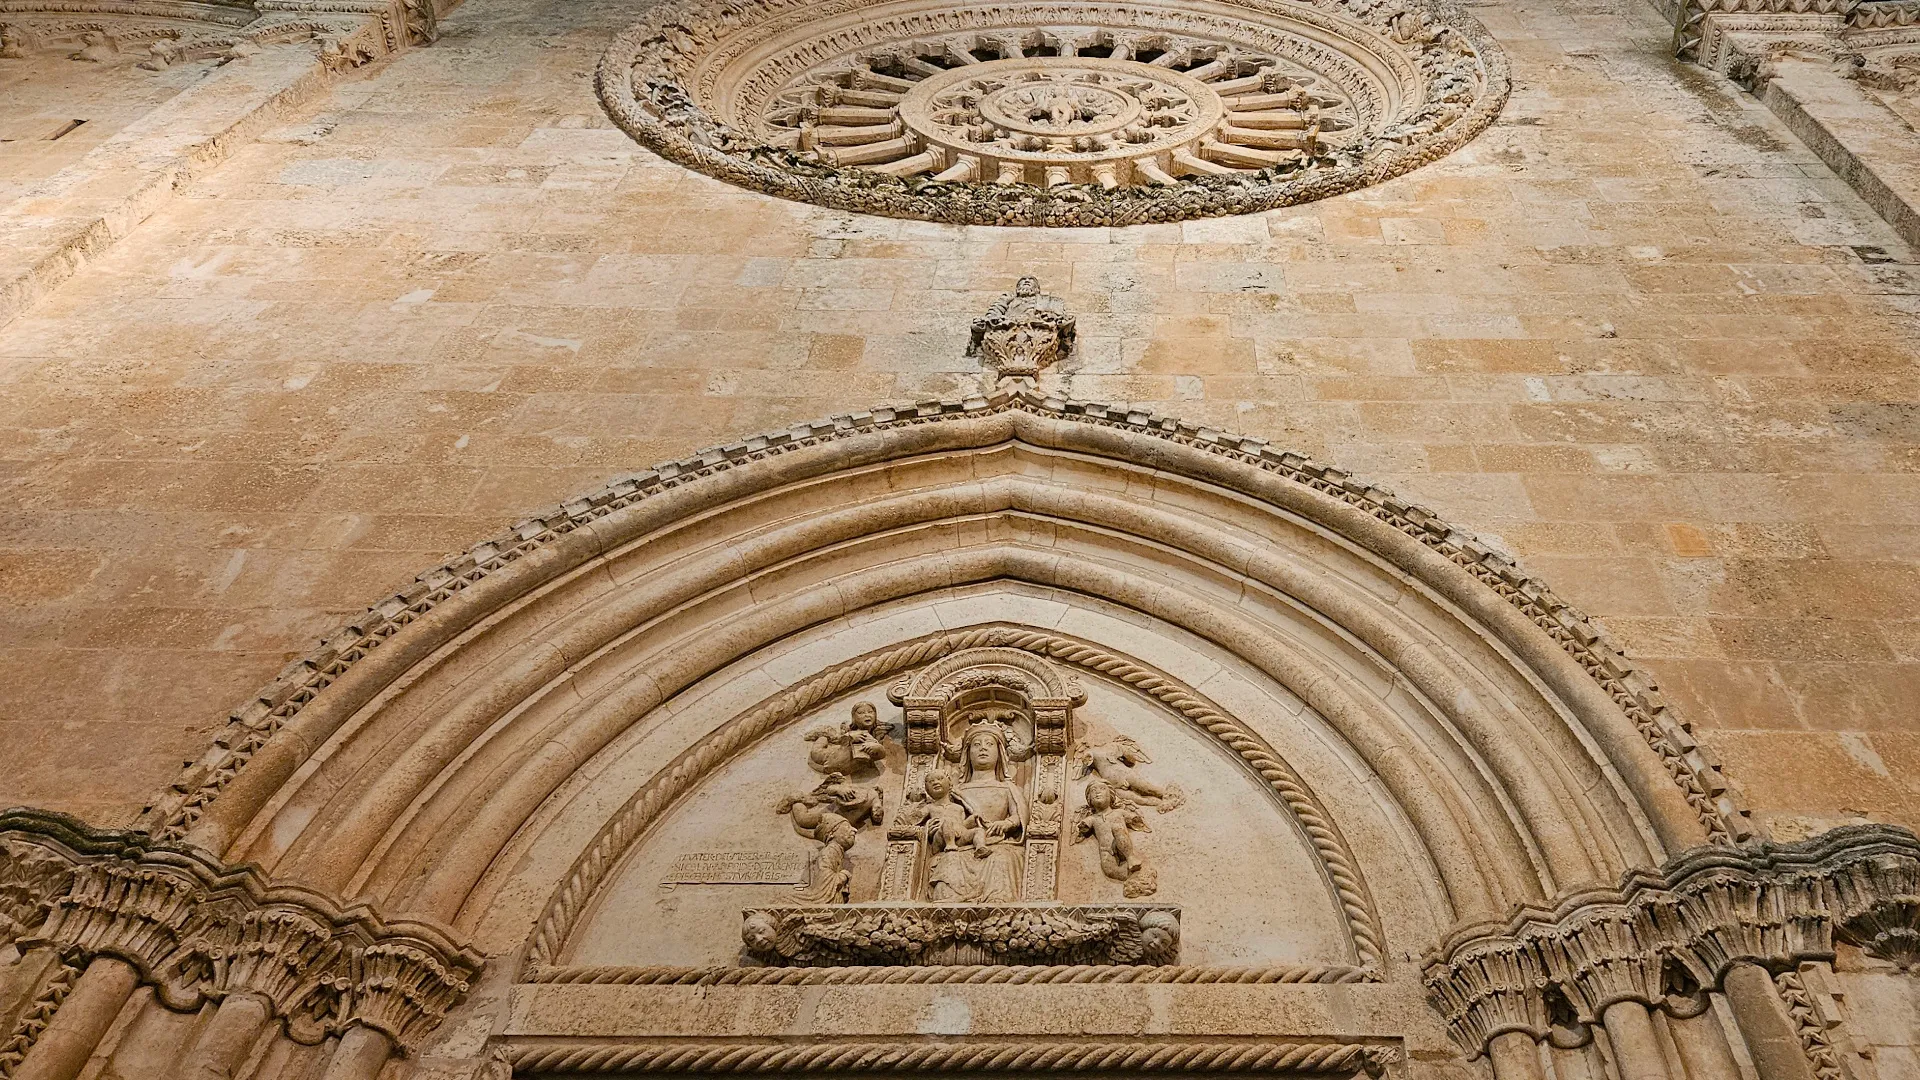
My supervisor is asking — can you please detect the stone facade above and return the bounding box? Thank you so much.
[0,0,1919,1075]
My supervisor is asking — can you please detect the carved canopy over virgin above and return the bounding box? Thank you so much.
[595,0,1510,225]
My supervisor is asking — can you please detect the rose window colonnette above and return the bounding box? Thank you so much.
[597,0,1509,225]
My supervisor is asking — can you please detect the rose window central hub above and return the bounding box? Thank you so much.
[881,58,1233,187]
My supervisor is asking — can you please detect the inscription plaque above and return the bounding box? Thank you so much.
[662,851,806,889]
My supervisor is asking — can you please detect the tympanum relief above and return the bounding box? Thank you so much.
[742,648,1191,966]
[567,625,1356,971]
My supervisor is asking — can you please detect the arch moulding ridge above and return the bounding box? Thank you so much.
[144,386,1753,872]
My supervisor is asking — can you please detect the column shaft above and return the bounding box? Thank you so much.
[11,957,140,1080]
[1487,1030,1547,1080]
[1722,963,1818,1080]
[1667,1007,1743,1080]
[98,993,199,1080]
[319,1024,393,1080]
[173,993,272,1080]
[1601,1000,1675,1080]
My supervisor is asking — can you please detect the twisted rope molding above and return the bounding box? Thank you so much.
[505,1039,1398,1076]
[529,962,1375,986]
[523,625,1383,969]
[149,390,1749,848]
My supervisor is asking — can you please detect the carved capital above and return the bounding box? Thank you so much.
[1425,824,1920,1058]
[0,808,481,1055]
[221,907,342,1011]
[348,941,476,1051]
[0,839,74,950]
[34,862,203,971]
[1826,851,1920,971]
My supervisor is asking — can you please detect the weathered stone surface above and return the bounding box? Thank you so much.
[0,0,1917,1075]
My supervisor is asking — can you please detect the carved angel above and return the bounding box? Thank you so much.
[776,772,883,833]
[1075,780,1157,898]
[775,774,882,905]
[1072,735,1184,811]
[802,702,888,776]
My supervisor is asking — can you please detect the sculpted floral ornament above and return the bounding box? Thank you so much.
[595,0,1510,225]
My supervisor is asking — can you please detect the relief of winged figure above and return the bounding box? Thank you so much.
[1072,735,1184,811]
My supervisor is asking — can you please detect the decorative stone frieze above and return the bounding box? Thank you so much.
[1423,824,1920,1057]
[1670,0,1920,79]
[594,0,1509,225]
[0,808,481,1055]
[504,1037,1400,1075]
[741,903,1180,966]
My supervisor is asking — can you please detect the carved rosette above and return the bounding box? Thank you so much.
[595,0,1509,225]
[0,809,481,1055]
[742,903,1180,966]
[1424,825,1920,1058]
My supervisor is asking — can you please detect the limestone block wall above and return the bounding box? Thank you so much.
[0,0,1915,854]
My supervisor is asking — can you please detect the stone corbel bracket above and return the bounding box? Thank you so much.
[0,807,482,1055]
[1423,824,1920,1058]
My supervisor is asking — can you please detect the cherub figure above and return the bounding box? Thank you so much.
[1073,735,1184,811]
[1075,780,1157,897]
[803,701,887,776]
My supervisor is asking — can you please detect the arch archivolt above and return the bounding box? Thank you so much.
[7,391,1917,1080]
[216,434,1679,932]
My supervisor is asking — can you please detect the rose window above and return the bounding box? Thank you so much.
[598,0,1509,225]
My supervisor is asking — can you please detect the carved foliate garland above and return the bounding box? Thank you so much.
[593,0,1508,225]
[146,387,1752,854]
[1423,824,1920,1058]
[0,809,480,1057]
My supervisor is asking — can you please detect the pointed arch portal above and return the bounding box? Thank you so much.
[1,389,1914,1080]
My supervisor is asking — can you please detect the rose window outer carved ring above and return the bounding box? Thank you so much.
[599,0,1509,226]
